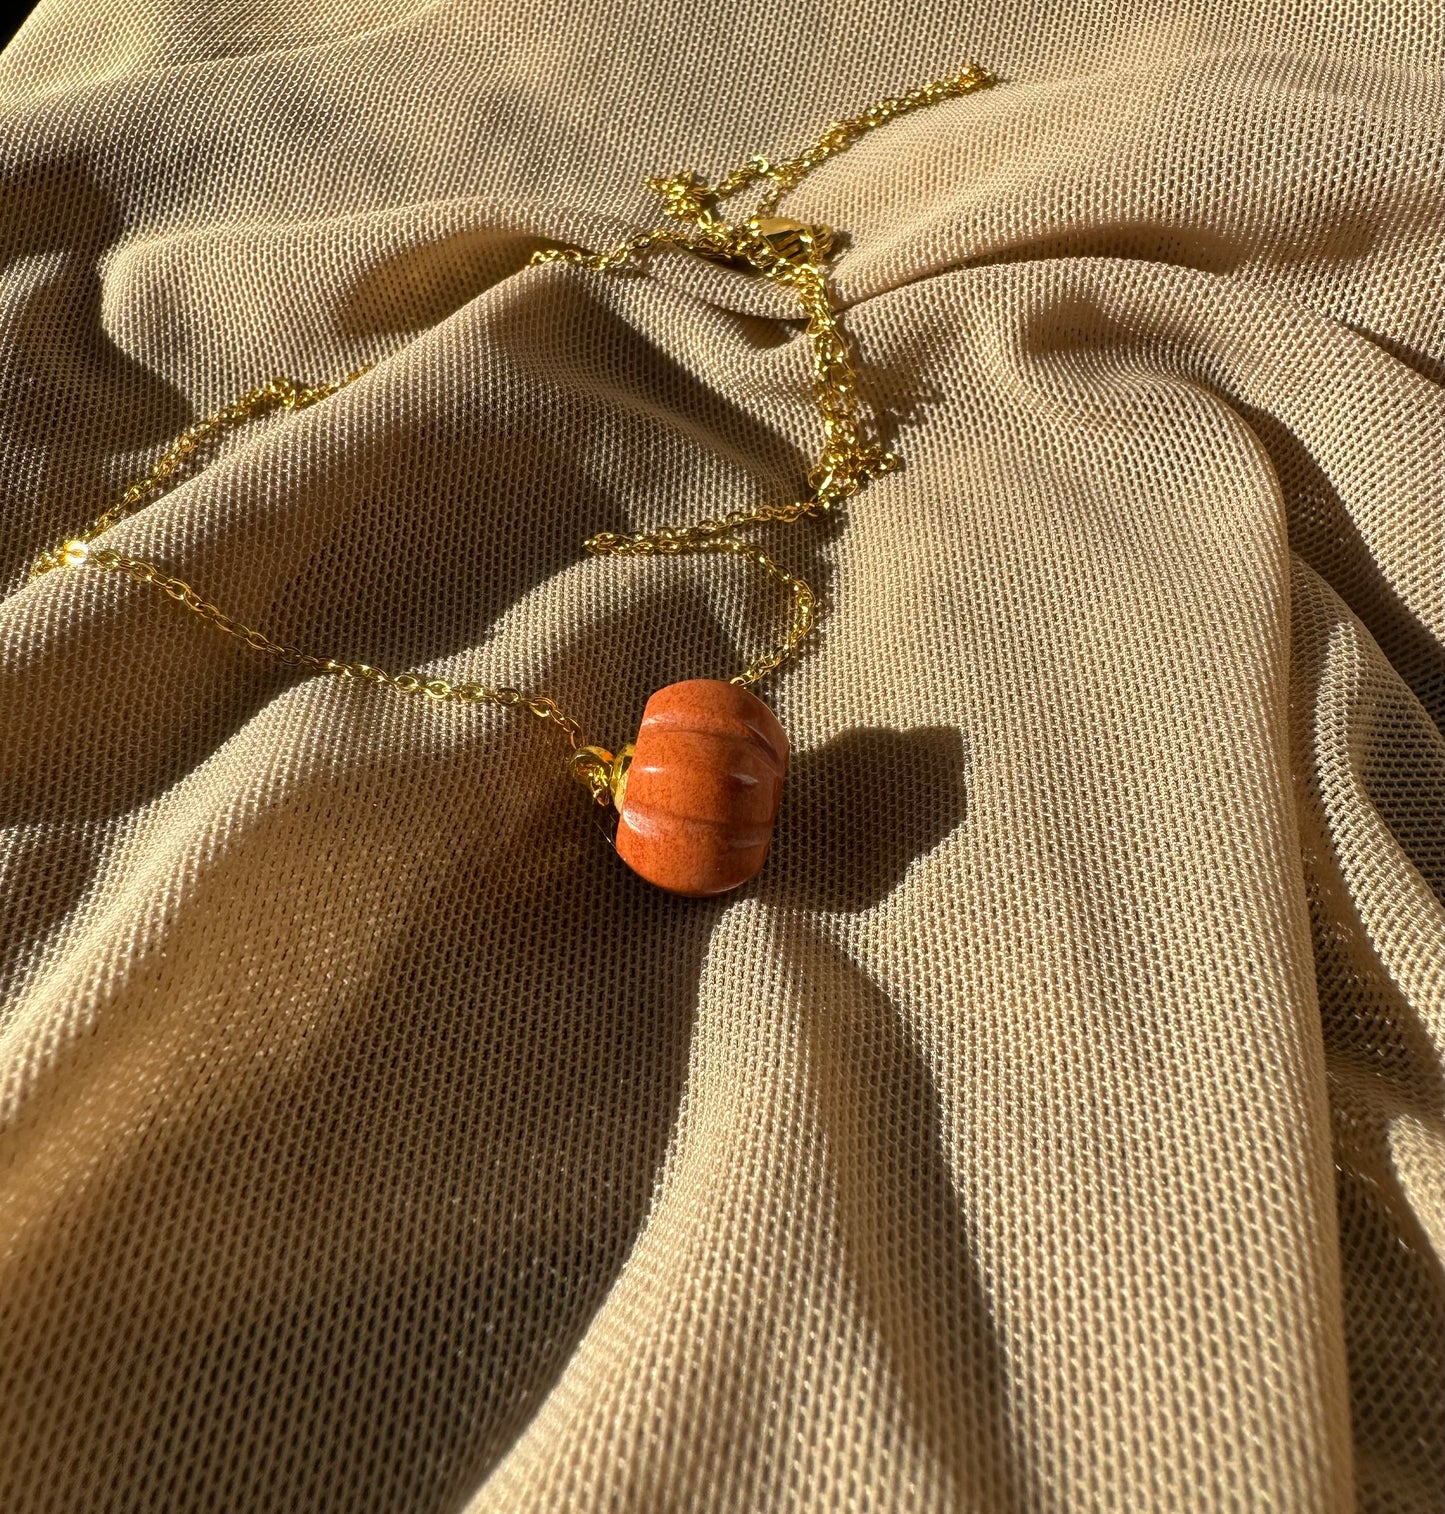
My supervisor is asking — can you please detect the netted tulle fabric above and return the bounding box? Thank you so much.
[0,3,1440,1511]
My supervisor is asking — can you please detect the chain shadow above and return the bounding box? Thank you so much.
[325,707,981,1503]
[2,271,850,1006]
[4,271,837,825]
[351,718,978,1507]
[0,592,983,1511]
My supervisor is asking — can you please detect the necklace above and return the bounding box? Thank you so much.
[28,64,996,896]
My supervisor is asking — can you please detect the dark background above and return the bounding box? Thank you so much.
[2,8,33,54]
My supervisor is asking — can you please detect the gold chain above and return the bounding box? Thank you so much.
[28,64,996,771]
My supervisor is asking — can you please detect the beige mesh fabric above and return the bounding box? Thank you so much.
[0,1,1441,1509]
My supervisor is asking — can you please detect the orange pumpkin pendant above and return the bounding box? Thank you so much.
[610,679,788,896]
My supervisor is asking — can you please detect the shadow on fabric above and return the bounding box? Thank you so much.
[0,154,190,591]
[0,714,983,1511]
[783,918,1027,1512]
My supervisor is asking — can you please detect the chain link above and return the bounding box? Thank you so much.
[29,64,996,758]
[711,67,996,213]
[530,61,994,692]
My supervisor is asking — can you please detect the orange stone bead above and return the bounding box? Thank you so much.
[615,679,789,897]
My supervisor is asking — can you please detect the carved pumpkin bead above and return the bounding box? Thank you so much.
[614,679,788,896]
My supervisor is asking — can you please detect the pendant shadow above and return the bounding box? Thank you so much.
[2,271,853,1006]
[0,605,991,1511]
[2,198,987,1502]
[294,714,983,1506]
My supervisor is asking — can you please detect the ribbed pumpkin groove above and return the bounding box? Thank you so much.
[615,679,788,896]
